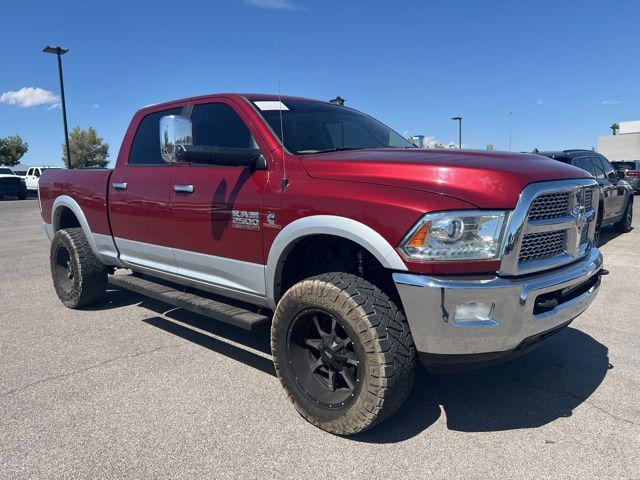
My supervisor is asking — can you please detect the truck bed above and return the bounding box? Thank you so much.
[39,168,113,237]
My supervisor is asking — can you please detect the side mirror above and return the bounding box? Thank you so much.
[160,115,193,163]
[615,170,626,180]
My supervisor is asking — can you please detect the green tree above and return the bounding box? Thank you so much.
[0,135,29,166]
[610,123,619,135]
[63,126,109,168]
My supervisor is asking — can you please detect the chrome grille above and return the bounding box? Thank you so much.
[500,180,599,276]
[519,230,566,263]
[584,189,593,211]
[527,192,571,221]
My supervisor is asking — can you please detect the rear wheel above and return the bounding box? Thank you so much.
[50,228,108,308]
[271,272,416,435]
[615,198,633,232]
[17,192,27,200]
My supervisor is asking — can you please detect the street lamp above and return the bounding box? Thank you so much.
[43,45,71,169]
[451,116,462,149]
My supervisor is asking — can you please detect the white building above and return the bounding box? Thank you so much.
[597,120,640,160]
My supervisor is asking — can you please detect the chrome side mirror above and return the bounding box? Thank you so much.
[160,115,193,163]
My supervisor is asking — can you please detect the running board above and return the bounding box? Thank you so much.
[108,274,270,331]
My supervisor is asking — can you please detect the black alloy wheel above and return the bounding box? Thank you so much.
[287,308,362,408]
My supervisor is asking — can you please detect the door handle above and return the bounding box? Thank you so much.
[173,184,194,193]
[112,182,128,190]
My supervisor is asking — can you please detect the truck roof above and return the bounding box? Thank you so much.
[136,93,328,115]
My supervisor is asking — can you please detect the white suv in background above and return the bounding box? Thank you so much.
[24,166,60,191]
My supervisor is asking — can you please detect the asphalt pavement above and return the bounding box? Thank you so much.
[1,199,639,479]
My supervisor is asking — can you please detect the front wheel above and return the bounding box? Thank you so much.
[271,272,416,435]
[615,199,633,232]
[50,228,108,308]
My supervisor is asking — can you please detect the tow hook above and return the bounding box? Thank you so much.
[598,269,609,277]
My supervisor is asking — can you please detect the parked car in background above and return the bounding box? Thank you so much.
[612,160,640,193]
[0,167,27,200]
[25,166,61,192]
[538,150,634,243]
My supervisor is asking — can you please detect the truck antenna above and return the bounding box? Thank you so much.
[275,37,288,192]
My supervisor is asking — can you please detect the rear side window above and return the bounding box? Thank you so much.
[190,103,253,149]
[613,161,636,170]
[129,107,182,165]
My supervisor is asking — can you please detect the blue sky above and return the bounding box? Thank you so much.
[1,0,638,166]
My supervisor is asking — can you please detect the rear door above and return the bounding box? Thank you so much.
[170,99,268,297]
[109,106,182,272]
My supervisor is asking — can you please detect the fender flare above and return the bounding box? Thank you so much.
[50,195,122,266]
[265,215,408,305]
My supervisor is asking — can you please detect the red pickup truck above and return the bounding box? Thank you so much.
[39,93,606,435]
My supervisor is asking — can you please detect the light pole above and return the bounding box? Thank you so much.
[43,45,71,169]
[451,116,462,149]
[508,111,513,151]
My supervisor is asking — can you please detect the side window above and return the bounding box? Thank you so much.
[26,168,32,176]
[129,107,182,165]
[574,157,596,177]
[190,103,253,149]
[34,169,41,178]
[597,156,615,178]
[589,156,607,179]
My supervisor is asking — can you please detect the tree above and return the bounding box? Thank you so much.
[0,135,29,166]
[63,126,109,168]
[610,123,619,135]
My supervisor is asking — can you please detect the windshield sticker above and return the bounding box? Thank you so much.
[255,101,289,111]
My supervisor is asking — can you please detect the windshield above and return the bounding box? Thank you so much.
[612,161,636,171]
[252,99,414,154]
[0,168,15,175]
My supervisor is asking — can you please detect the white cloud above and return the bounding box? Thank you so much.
[599,100,623,105]
[92,104,100,109]
[0,87,60,108]
[245,0,303,10]
[536,99,547,105]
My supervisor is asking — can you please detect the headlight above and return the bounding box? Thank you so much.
[398,210,508,261]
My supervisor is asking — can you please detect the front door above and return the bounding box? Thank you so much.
[170,100,268,297]
[109,106,182,272]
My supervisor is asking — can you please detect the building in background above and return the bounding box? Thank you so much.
[598,120,640,160]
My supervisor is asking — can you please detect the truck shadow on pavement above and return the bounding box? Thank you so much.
[95,288,610,443]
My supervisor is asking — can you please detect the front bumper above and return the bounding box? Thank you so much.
[393,248,603,364]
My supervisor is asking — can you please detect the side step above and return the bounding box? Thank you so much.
[108,274,270,331]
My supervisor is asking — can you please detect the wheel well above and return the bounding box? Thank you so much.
[55,206,81,231]
[275,235,399,305]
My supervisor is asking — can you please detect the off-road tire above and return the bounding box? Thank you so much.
[271,272,416,435]
[50,228,108,308]
[614,198,633,233]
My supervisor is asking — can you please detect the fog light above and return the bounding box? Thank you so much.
[452,302,496,326]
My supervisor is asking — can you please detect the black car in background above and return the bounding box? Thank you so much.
[538,150,634,244]
[612,160,640,193]
[0,167,27,200]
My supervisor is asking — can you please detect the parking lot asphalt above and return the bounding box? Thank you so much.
[1,198,639,479]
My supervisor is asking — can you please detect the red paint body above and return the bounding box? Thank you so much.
[39,93,591,275]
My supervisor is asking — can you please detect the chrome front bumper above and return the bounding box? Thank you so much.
[393,248,603,357]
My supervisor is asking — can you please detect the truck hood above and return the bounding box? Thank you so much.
[299,149,591,208]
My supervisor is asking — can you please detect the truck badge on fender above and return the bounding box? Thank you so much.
[232,210,260,231]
